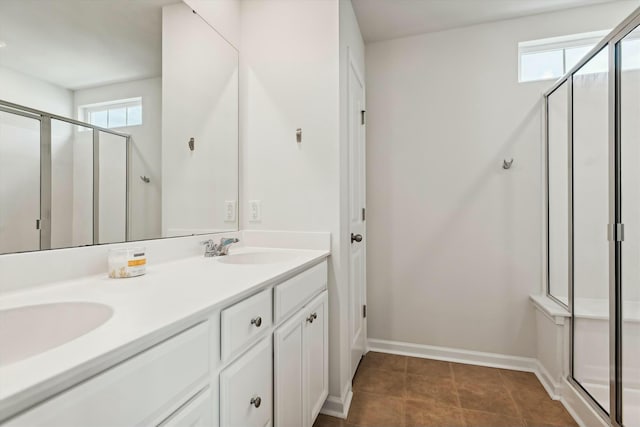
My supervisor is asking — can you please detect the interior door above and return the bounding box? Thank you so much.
[348,53,366,380]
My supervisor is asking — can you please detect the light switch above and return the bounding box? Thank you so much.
[224,200,236,222]
[248,200,261,222]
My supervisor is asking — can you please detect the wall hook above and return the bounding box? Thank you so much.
[296,128,302,143]
[502,158,514,170]
[188,137,195,151]
[140,176,150,183]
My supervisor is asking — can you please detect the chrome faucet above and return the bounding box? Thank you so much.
[201,237,239,257]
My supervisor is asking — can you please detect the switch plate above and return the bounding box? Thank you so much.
[224,200,236,222]
[248,200,261,222]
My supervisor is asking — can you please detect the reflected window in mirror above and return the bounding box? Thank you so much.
[80,98,143,129]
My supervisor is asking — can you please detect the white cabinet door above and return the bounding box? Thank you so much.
[220,337,272,427]
[160,388,212,427]
[304,291,328,427]
[274,311,305,427]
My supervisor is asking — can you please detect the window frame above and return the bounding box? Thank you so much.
[78,97,143,130]
[518,30,610,82]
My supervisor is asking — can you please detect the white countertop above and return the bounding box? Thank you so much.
[0,246,329,421]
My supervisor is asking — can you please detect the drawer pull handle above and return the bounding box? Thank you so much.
[250,396,262,408]
[251,316,263,327]
[306,312,318,323]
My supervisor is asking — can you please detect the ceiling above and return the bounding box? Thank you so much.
[351,0,625,43]
[0,0,179,91]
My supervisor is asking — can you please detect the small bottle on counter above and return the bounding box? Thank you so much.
[108,247,147,279]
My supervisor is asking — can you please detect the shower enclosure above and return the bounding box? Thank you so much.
[0,99,130,254]
[545,6,639,427]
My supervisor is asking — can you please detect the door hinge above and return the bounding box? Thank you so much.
[608,223,625,242]
[363,305,367,318]
[36,219,40,230]
[361,110,366,125]
[362,208,366,221]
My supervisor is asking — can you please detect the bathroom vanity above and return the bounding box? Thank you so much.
[0,245,329,427]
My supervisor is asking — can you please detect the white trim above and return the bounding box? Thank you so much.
[368,338,538,372]
[319,381,353,420]
[519,30,610,54]
[559,378,610,427]
[534,359,562,400]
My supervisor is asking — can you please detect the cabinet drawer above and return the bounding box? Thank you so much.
[6,322,210,427]
[220,337,273,427]
[159,387,212,427]
[274,261,327,324]
[221,288,272,361]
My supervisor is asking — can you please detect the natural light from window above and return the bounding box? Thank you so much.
[519,30,640,82]
[78,97,143,129]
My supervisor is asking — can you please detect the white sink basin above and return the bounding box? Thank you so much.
[0,302,113,366]
[216,252,301,265]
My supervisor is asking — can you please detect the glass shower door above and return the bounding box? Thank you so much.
[572,46,611,413]
[620,25,640,427]
[0,110,40,254]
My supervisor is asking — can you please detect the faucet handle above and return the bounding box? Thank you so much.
[200,239,215,248]
[219,237,240,246]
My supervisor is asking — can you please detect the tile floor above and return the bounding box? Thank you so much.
[313,352,579,427]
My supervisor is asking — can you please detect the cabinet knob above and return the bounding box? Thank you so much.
[250,396,262,408]
[251,316,262,327]
[306,312,318,323]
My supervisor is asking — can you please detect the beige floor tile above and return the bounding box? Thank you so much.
[512,390,578,427]
[406,374,459,407]
[406,357,452,380]
[347,391,405,427]
[314,414,346,427]
[405,399,465,427]
[463,409,526,427]
[457,381,520,417]
[499,369,548,395]
[452,363,504,386]
[353,367,406,398]
[359,352,408,373]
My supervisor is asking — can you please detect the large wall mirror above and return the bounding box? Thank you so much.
[0,0,239,254]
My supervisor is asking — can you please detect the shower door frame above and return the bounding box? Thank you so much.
[0,99,132,250]
[544,7,640,427]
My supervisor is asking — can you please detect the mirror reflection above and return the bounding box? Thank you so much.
[0,0,239,255]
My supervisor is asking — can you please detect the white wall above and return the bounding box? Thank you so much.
[73,77,162,243]
[240,0,358,405]
[365,1,638,358]
[0,66,74,252]
[162,3,239,237]
[183,0,240,50]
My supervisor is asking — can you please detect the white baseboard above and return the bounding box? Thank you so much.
[320,383,353,419]
[534,360,562,400]
[368,338,539,372]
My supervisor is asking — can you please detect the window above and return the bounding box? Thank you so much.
[518,30,610,82]
[79,97,142,129]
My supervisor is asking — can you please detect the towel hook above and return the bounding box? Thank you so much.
[502,158,514,170]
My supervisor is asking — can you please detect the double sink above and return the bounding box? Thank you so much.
[0,250,302,368]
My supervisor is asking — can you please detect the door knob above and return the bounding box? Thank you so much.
[351,233,363,243]
[250,396,262,408]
